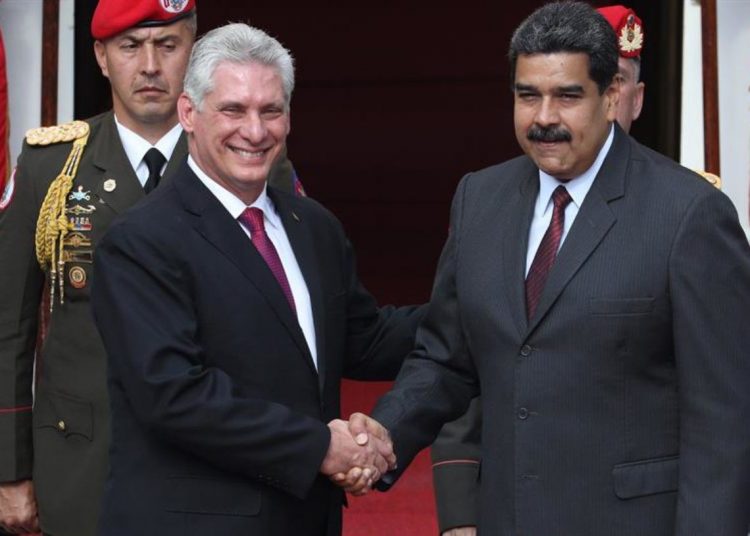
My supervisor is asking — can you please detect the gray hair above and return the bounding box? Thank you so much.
[183,23,295,110]
[630,57,642,83]
[183,12,198,38]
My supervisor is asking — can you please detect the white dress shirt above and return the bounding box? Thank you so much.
[188,156,318,369]
[525,125,615,276]
[114,116,183,187]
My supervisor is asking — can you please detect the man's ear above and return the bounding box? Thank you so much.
[93,40,109,79]
[177,93,195,133]
[604,78,620,123]
[632,81,645,121]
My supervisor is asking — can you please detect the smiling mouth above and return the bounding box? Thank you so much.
[228,145,268,159]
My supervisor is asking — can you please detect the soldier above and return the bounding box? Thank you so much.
[0,1,299,535]
[429,6,647,535]
[598,4,645,133]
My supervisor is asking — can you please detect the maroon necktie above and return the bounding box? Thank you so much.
[238,207,297,313]
[525,185,572,320]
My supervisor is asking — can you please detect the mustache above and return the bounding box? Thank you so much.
[527,125,572,143]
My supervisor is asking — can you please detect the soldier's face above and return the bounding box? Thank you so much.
[513,52,618,181]
[178,61,290,205]
[614,57,644,134]
[94,20,194,133]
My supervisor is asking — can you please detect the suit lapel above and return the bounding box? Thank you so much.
[526,126,628,333]
[91,113,145,214]
[175,166,317,376]
[161,132,188,182]
[269,188,327,393]
[502,164,539,338]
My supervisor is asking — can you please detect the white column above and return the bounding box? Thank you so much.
[680,0,705,171]
[0,0,74,169]
[717,0,750,233]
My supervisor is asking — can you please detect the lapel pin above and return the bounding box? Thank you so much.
[103,179,117,192]
[68,266,87,289]
[292,211,300,222]
[68,185,91,201]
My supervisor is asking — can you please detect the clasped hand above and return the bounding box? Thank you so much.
[320,412,394,496]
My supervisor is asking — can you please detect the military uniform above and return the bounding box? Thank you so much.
[0,111,298,536]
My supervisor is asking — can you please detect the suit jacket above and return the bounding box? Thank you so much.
[90,163,421,536]
[373,125,750,536]
[0,112,297,536]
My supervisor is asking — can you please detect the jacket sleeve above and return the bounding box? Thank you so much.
[0,148,45,482]
[373,174,480,486]
[669,188,750,535]
[431,397,481,532]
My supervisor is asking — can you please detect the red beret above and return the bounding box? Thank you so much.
[596,5,644,59]
[92,0,196,41]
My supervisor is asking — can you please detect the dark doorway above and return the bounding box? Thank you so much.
[75,2,682,304]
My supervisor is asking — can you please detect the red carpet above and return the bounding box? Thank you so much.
[340,380,437,536]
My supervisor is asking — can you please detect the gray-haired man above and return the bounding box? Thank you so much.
[90,23,421,536]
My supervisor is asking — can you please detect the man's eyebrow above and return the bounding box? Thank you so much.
[117,33,181,45]
[153,34,182,45]
[118,33,144,43]
[556,84,584,93]
[514,83,538,92]
[216,100,245,109]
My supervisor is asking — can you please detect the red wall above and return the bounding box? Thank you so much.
[199,4,548,304]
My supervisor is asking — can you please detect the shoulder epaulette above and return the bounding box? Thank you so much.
[25,120,90,147]
[695,170,722,190]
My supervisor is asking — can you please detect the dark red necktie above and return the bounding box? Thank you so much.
[525,185,572,320]
[238,207,297,313]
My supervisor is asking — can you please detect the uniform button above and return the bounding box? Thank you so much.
[57,420,66,431]
[517,408,529,420]
[520,344,532,357]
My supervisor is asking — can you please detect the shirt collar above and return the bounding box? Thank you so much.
[536,123,615,215]
[114,115,183,171]
[187,156,281,229]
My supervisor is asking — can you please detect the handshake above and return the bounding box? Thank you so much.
[320,412,394,496]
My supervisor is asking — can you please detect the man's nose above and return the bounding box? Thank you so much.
[239,114,267,144]
[534,97,560,126]
[140,45,161,76]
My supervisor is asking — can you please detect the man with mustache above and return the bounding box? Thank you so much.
[0,1,299,535]
[353,2,750,534]
[429,6,649,535]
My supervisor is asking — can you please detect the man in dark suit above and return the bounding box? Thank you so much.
[429,6,651,534]
[0,2,299,535]
[90,23,420,536]
[352,2,750,534]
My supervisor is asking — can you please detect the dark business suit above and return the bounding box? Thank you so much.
[373,125,750,535]
[90,163,421,536]
[0,112,297,536]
